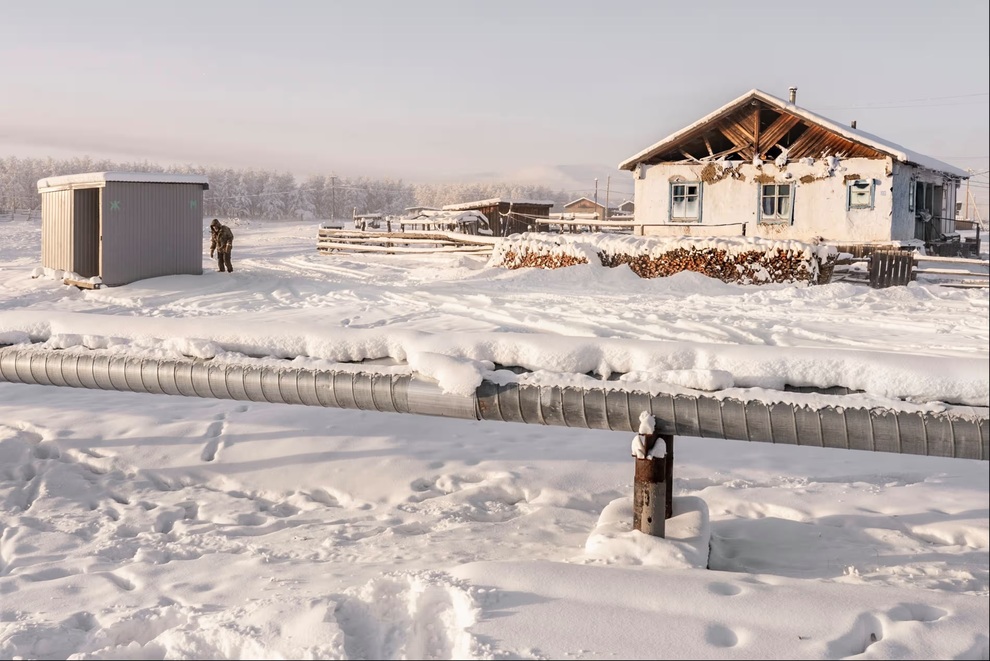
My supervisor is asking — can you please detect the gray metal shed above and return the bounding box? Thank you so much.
[36,171,210,286]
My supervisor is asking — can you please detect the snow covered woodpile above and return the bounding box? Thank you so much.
[489,233,838,285]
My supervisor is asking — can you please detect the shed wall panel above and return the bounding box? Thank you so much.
[41,189,74,271]
[100,182,205,286]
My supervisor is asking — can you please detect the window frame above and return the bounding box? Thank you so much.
[846,178,875,210]
[668,181,703,223]
[758,182,795,224]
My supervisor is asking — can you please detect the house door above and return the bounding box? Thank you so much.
[932,185,946,234]
[73,188,100,278]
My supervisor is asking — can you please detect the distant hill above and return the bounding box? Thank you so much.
[441,164,636,203]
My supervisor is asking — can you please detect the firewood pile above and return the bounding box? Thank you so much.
[599,247,833,285]
[497,249,589,270]
[491,234,837,285]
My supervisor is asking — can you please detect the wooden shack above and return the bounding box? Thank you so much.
[441,198,554,237]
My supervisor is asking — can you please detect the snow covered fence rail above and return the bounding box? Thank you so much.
[489,233,837,285]
[833,251,990,288]
[317,228,496,256]
[1,345,985,461]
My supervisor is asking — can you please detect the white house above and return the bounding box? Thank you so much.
[619,88,969,246]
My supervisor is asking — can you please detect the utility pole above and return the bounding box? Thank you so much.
[594,178,599,221]
[965,169,972,221]
[604,175,611,224]
[330,174,337,220]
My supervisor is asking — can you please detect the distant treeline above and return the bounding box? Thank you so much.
[0,156,574,220]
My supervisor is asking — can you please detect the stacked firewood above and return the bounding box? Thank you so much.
[497,249,590,270]
[600,247,828,285]
[492,237,836,286]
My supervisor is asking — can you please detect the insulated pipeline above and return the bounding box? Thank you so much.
[0,346,986,460]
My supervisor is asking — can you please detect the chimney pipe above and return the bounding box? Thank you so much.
[788,87,797,104]
[851,120,857,129]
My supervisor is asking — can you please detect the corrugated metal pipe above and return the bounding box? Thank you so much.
[0,345,986,461]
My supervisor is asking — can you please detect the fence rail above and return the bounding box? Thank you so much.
[317,228,496,256]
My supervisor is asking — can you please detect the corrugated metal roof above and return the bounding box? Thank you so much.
[37,171,210,192]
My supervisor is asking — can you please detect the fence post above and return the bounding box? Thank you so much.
[632,433,673,537]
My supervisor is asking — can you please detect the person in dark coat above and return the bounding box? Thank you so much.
[209,219,234,272]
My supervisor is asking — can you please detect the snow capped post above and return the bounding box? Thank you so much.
[631,412,673,538]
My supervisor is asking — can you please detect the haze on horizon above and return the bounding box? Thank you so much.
[2,0,987,208]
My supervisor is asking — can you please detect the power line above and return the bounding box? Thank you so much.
[819,92,989,110]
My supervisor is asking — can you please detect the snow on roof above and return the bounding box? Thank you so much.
[407,209,489,224]
[442,198,556,211]
[618,89,969,178]
[37,171,211,192]
[563,197,604,208]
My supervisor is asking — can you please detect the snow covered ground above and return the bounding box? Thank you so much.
[0,217,987,660]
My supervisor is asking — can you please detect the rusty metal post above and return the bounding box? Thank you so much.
[632,432,673,537]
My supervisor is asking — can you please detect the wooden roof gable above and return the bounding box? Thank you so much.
[621,93,884,168]
[619,89,969,177]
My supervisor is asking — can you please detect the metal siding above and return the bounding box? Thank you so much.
[73,189,100,277]
[100,182,206,286]
[41,189,75,271]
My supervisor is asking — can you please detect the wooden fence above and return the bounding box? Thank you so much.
[317,228,496,256]
[833,249,990,289]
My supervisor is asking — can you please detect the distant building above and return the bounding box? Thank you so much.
[404,205,440,216]
[619,88,969,246]
[36,171,210,286]
[441,198,554,237]
[562,197,618,220]
[400,209,492,235]
[617,200,635,214]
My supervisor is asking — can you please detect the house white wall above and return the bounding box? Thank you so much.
[634,157,900,242]
[891,163,961,239]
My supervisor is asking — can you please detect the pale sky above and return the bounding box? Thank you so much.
[2,0,988,201]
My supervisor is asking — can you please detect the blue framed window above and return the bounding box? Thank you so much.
[669,182,702,222]
[759,183,794,224]
[847,179,875,210]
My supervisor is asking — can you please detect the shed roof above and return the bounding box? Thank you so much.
[563,197,604,209]
[619,89,969,178]
[442,198,555,211]
[37,171,211,193]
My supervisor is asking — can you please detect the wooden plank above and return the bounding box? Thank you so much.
[784,125,828,159]
[318,243,492,254]
[64,278,100,290]
[915,267,990,277]
[758,114,802,156]
[937,282,990,288]
[319,229,496,245]
[318,237,464,246]
[753,108,761,155]
[716,118,752,147]
[879,251,891,288]
[703,135,714,157]
[915,255,989,266]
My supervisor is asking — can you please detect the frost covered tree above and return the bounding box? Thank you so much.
[0,156,576,222]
